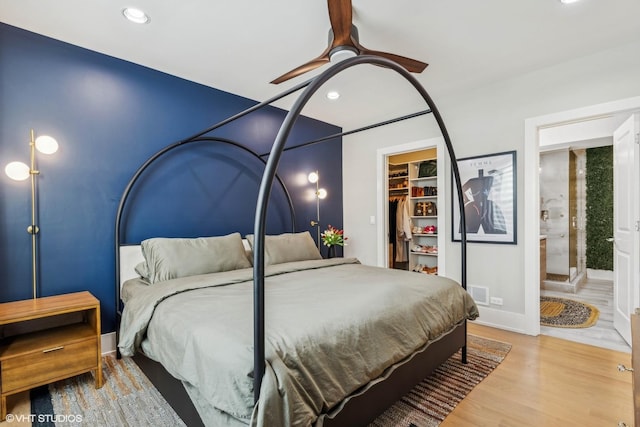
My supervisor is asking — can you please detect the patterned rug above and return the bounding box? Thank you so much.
[540,296,600,328]
[369,334,511,426]
[30,356,185,427]
[28,335,510,427]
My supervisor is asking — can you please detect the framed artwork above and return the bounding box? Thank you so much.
[451,150,517,244]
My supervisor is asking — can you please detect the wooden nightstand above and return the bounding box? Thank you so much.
[0,291,103,420]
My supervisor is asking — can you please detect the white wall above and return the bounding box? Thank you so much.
[342,40,640,332]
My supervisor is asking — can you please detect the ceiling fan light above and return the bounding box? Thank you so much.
[329,47,358,64]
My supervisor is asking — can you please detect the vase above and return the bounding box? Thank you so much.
[327,245,336,259]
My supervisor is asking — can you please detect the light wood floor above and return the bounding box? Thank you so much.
[541,278,631,353]
[442,323,633,427]
[0,324,632,426]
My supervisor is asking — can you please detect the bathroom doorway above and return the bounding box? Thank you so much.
[524,97,640,349]
[537,117,632,352]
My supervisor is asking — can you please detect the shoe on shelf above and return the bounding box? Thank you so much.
[411,245,424,253]
[424,266,438,275]
[424,225,437,234]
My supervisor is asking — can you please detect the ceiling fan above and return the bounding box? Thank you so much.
[270,0,428,84]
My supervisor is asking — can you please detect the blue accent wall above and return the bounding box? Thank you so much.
[0,23,343,332]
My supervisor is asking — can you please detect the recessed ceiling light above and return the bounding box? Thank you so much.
[326,91,340,100]
[559,0,581,4]
[123,7,150,24]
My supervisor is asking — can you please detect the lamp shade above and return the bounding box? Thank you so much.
[35,135,59,154]
[5,161,30,181]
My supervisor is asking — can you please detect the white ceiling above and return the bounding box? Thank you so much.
[2,0,640,130]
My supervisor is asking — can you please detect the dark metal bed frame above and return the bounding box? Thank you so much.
[115,55,469,426]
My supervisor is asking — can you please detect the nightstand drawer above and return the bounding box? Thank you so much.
[1,337,97,393]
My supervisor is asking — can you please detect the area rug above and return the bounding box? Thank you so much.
[369,334,511,427]
[30,356,186,427]
[28,335,510,427]
[540,296,600,328]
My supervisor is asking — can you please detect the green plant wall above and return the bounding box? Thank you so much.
[585,146,613,271]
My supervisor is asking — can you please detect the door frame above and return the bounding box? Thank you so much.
[523,96,640,336]
[376,137,445,269]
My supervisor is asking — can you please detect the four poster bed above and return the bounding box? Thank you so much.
[115,56,478,427]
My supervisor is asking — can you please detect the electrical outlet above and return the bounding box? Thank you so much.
[490,297,503,306]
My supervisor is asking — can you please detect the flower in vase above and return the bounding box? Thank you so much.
[321,225,347,247]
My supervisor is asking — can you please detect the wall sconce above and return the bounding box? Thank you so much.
[5,130,59,299]
[308,171,327,248]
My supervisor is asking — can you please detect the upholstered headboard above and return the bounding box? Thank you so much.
[119,245,145,289]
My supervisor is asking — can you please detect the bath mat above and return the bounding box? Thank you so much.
[540,296,599,328]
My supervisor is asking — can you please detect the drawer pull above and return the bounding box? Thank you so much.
[617,363,633,372]
[43,346,65,353]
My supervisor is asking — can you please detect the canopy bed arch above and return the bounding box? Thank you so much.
[116,55,476,427]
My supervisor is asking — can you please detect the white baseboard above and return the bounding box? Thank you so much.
[587,268,613,281]
[101,331,117,356]
[472,306,532,335]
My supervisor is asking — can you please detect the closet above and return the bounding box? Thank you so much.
[387,148,443,275]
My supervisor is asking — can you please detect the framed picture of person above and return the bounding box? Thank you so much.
[451,150,517,244]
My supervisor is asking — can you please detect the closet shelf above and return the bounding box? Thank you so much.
[410,251,438,257]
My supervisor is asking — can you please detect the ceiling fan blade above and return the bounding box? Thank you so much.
[358,47,428,73]
[270,54,331,84]
[327,0,354,47]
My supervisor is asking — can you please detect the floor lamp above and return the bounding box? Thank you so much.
[5,130,59,299]
[308,171,327,249]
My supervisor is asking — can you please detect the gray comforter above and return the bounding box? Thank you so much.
[118,258,479,427]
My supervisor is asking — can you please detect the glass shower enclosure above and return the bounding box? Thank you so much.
[539,149,586,291]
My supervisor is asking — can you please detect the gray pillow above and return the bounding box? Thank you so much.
[245,231,322,265]
[138,232,252,284]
